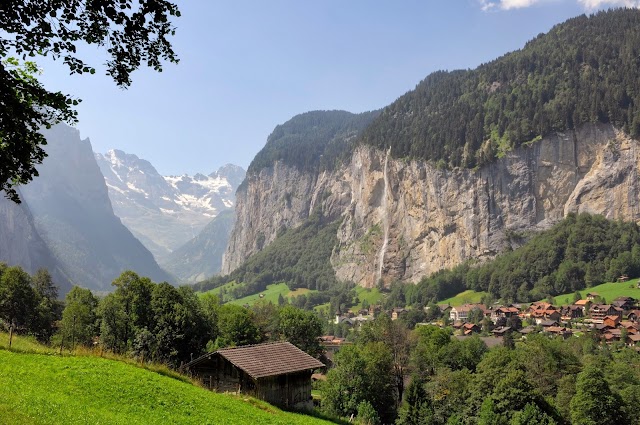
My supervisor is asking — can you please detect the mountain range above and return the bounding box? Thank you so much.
[94,150,244,263]
[219,9,640,294]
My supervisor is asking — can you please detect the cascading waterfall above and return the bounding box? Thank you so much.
[376,148,391,283]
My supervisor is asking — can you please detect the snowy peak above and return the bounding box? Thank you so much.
[95,149,245,260]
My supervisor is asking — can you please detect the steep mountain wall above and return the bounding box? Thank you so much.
[0,195,71,294]
[20,125,173,292]
[223,123,640,287]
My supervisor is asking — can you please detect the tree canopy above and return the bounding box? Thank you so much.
[0,0,180,202]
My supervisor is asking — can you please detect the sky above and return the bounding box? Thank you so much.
[37,0,640,176]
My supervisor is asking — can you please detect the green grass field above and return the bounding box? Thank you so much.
[439,290,487,306]
[202,282,318,307]
[352,286,384,310]
[552,278,640,305]
[0,348,333,424]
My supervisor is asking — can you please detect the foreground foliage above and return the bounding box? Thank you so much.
[0,0,180,202]
[322,316,640,424]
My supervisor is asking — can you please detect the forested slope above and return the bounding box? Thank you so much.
[361,8,640,168]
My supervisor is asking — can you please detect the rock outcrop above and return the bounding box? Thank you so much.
[223,123,640,287]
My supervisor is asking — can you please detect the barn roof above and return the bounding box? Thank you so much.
[186,341,325,379]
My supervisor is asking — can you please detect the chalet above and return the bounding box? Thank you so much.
[618,275,630,282]
[612,297,636,311]
[586,292,599,301]
[532,310,561,324]
[183,342,324,410]
[462,323,480,335]
[545,326,573,339]
[492,326,513,337]
[573,299,592,312]
[628,334,640,346]
[539,320,559,328]
[603,315,622,328]
[627,309,640,322]
[437,305,452,316]
[491,306,520,322]
[519,326,538,336]
[560,305,583,321]
[590,304,620,320]
[391,308,407,321]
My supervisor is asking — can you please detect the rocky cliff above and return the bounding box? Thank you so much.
[20,125,173,292]
[223,123,640,287]
[0,195,71,293]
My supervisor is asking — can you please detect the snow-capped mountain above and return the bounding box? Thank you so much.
[95,149,245,261]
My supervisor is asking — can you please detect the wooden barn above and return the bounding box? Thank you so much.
[183,341,324,410]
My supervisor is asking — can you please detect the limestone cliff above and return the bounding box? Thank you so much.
[223,123,640,287]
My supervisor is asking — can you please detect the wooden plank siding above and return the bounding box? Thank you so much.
[183,342,323,410]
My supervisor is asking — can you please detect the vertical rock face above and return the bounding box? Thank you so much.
[0,196,71,293]
[223,123,640,287]
[20,124,173,292]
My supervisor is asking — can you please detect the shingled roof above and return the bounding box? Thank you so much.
[186,342,325,379]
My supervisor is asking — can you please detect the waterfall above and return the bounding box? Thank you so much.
[376,148,391,284]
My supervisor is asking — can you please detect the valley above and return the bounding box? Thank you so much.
[4,5,640,425]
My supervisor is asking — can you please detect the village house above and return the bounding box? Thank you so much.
[612,296,636,311]
[391,308,407,321]
[590,304,622,320]
[462,322,480,335]
[449,304,489,322]
[603,315,622,328]
[437,304,452,317]
[182,342,324,410]
[492,326,513,337]
[573,299,592,312]
[586,292,599,301]
[491,306,520,322]
[544,326,573,339]
[560,305,583,321]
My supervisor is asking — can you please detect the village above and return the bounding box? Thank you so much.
[325,290,640,351]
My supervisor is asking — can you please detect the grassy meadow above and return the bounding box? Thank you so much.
[0,343,334,425]
[439,289,487,306]
[552,278,640,305]
[201,282,318,307]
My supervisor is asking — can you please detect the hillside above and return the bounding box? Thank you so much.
[0,348,334,425]
[161,209,236,283]
[223,9,640,292]
[361,9,640,168]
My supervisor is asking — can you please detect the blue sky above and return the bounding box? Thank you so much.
[37,0,638,175]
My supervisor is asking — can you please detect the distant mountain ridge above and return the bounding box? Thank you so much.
[5,124,174,293]
[95,150,245,260]
[161,209,236,283]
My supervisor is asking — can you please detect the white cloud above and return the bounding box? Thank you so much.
[479,0,640,10]
[577,0,640,9]
[500,0,542,9]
